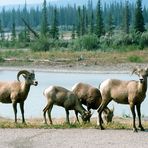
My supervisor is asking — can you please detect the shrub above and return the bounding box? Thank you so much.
[31,37,70,51]
[31,37,50,52]
[139,31,148,49]
[128,55,143,63]
[0,56,4,62]
[71,34,99,51]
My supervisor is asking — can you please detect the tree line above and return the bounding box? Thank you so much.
[0,0,147,51]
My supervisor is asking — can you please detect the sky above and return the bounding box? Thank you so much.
[0,0,56,6]
[0,0,147,7]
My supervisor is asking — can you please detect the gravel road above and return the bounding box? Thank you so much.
[0,128,147,148]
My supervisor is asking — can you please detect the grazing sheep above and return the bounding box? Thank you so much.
[72,82,114,123]
[43,86,92,124]
[0,70,38,123]
[98,67,148,132]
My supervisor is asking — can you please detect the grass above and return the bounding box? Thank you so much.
[0,117,148,130]
[128,55,143,63]
[0,48,148,67]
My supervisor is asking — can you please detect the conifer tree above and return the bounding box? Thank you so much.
[81,5,86,35]
[76,6,81,37]
[124,0,130,34]
[41,0,49,37]
[134,0,145,32]
[71,24,75,39]
[50,7,59,39]
[12,9,16,41]
[107,11,114,36]
[95,0,104,37]
[0,20,4,41]
[90,11,94,34]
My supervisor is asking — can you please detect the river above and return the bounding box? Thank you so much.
[0,70,148,119]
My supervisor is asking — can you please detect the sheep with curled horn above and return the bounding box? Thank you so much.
[98,67,148,132]
[0,70,38,123]
[72,82,114,123]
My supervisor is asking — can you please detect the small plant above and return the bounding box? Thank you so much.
[72,34,99,51]
[128,55,143,63]
[0,56,4,62]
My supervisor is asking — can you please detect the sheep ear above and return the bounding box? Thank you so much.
[145,67,148,75]
[145,67,148,72]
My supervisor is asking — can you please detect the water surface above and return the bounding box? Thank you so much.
[0,70,147,120]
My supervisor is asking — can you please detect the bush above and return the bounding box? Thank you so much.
[128,55,143,63]
[31,37,50,52]
[31,37,70,51]
[71,34,99,51]
[112,32,133,46]
[0,56,4,62]
[139,31,148,49]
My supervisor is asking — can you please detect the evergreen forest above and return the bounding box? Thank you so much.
[0,0,148,51]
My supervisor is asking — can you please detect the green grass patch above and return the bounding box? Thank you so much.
[128,55,143,63]
[0,117,148,130]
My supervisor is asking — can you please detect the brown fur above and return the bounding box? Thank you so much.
[98,67,148,132]
[72,83,114,123]
[43,86,91,124]
[0,70,38,123]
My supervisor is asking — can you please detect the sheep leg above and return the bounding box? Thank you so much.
[12,101,17,123]
[86,106,91,122]
[130,103,137,132]
[136,104,145,131]
[47,104,53,125]
[20,102,25,124]
[74,111,80,123]
[43,104,53,124]
[97,100,110,130]
[65,109,70,124]
[97,106,105,130]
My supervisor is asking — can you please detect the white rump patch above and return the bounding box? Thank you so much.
[99,79,110,92]
[44,86,54,96]
[71,83,79,91]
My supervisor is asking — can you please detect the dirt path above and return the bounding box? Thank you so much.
[0,128,148,148]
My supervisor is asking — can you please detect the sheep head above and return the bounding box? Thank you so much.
[81,111,92,122]
[132,67,148,83]
[17,70,38,86]
[103,106,114,123]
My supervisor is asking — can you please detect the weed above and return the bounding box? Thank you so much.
[128,55,143,63]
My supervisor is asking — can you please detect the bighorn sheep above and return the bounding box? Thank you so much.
[0,70,38,123]
[72,82,114,123]
[43,86,92,124]
[98,67,148,132]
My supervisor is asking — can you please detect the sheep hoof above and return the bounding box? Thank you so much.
[100,126,105,130]
[133,128,138,132]
[140,127,145,131]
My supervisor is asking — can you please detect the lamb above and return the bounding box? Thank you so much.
[72,82,114,123]
[0,70,38,123]
[43,86,92,124]
[98,67,148,132]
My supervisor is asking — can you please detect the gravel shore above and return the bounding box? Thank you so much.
[0,128,148,148]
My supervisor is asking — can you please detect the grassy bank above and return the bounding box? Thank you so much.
[0,49,148,68]
[0,117,148,130]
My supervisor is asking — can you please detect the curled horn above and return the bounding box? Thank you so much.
[132,67,138,75]
[17,70,30,81]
